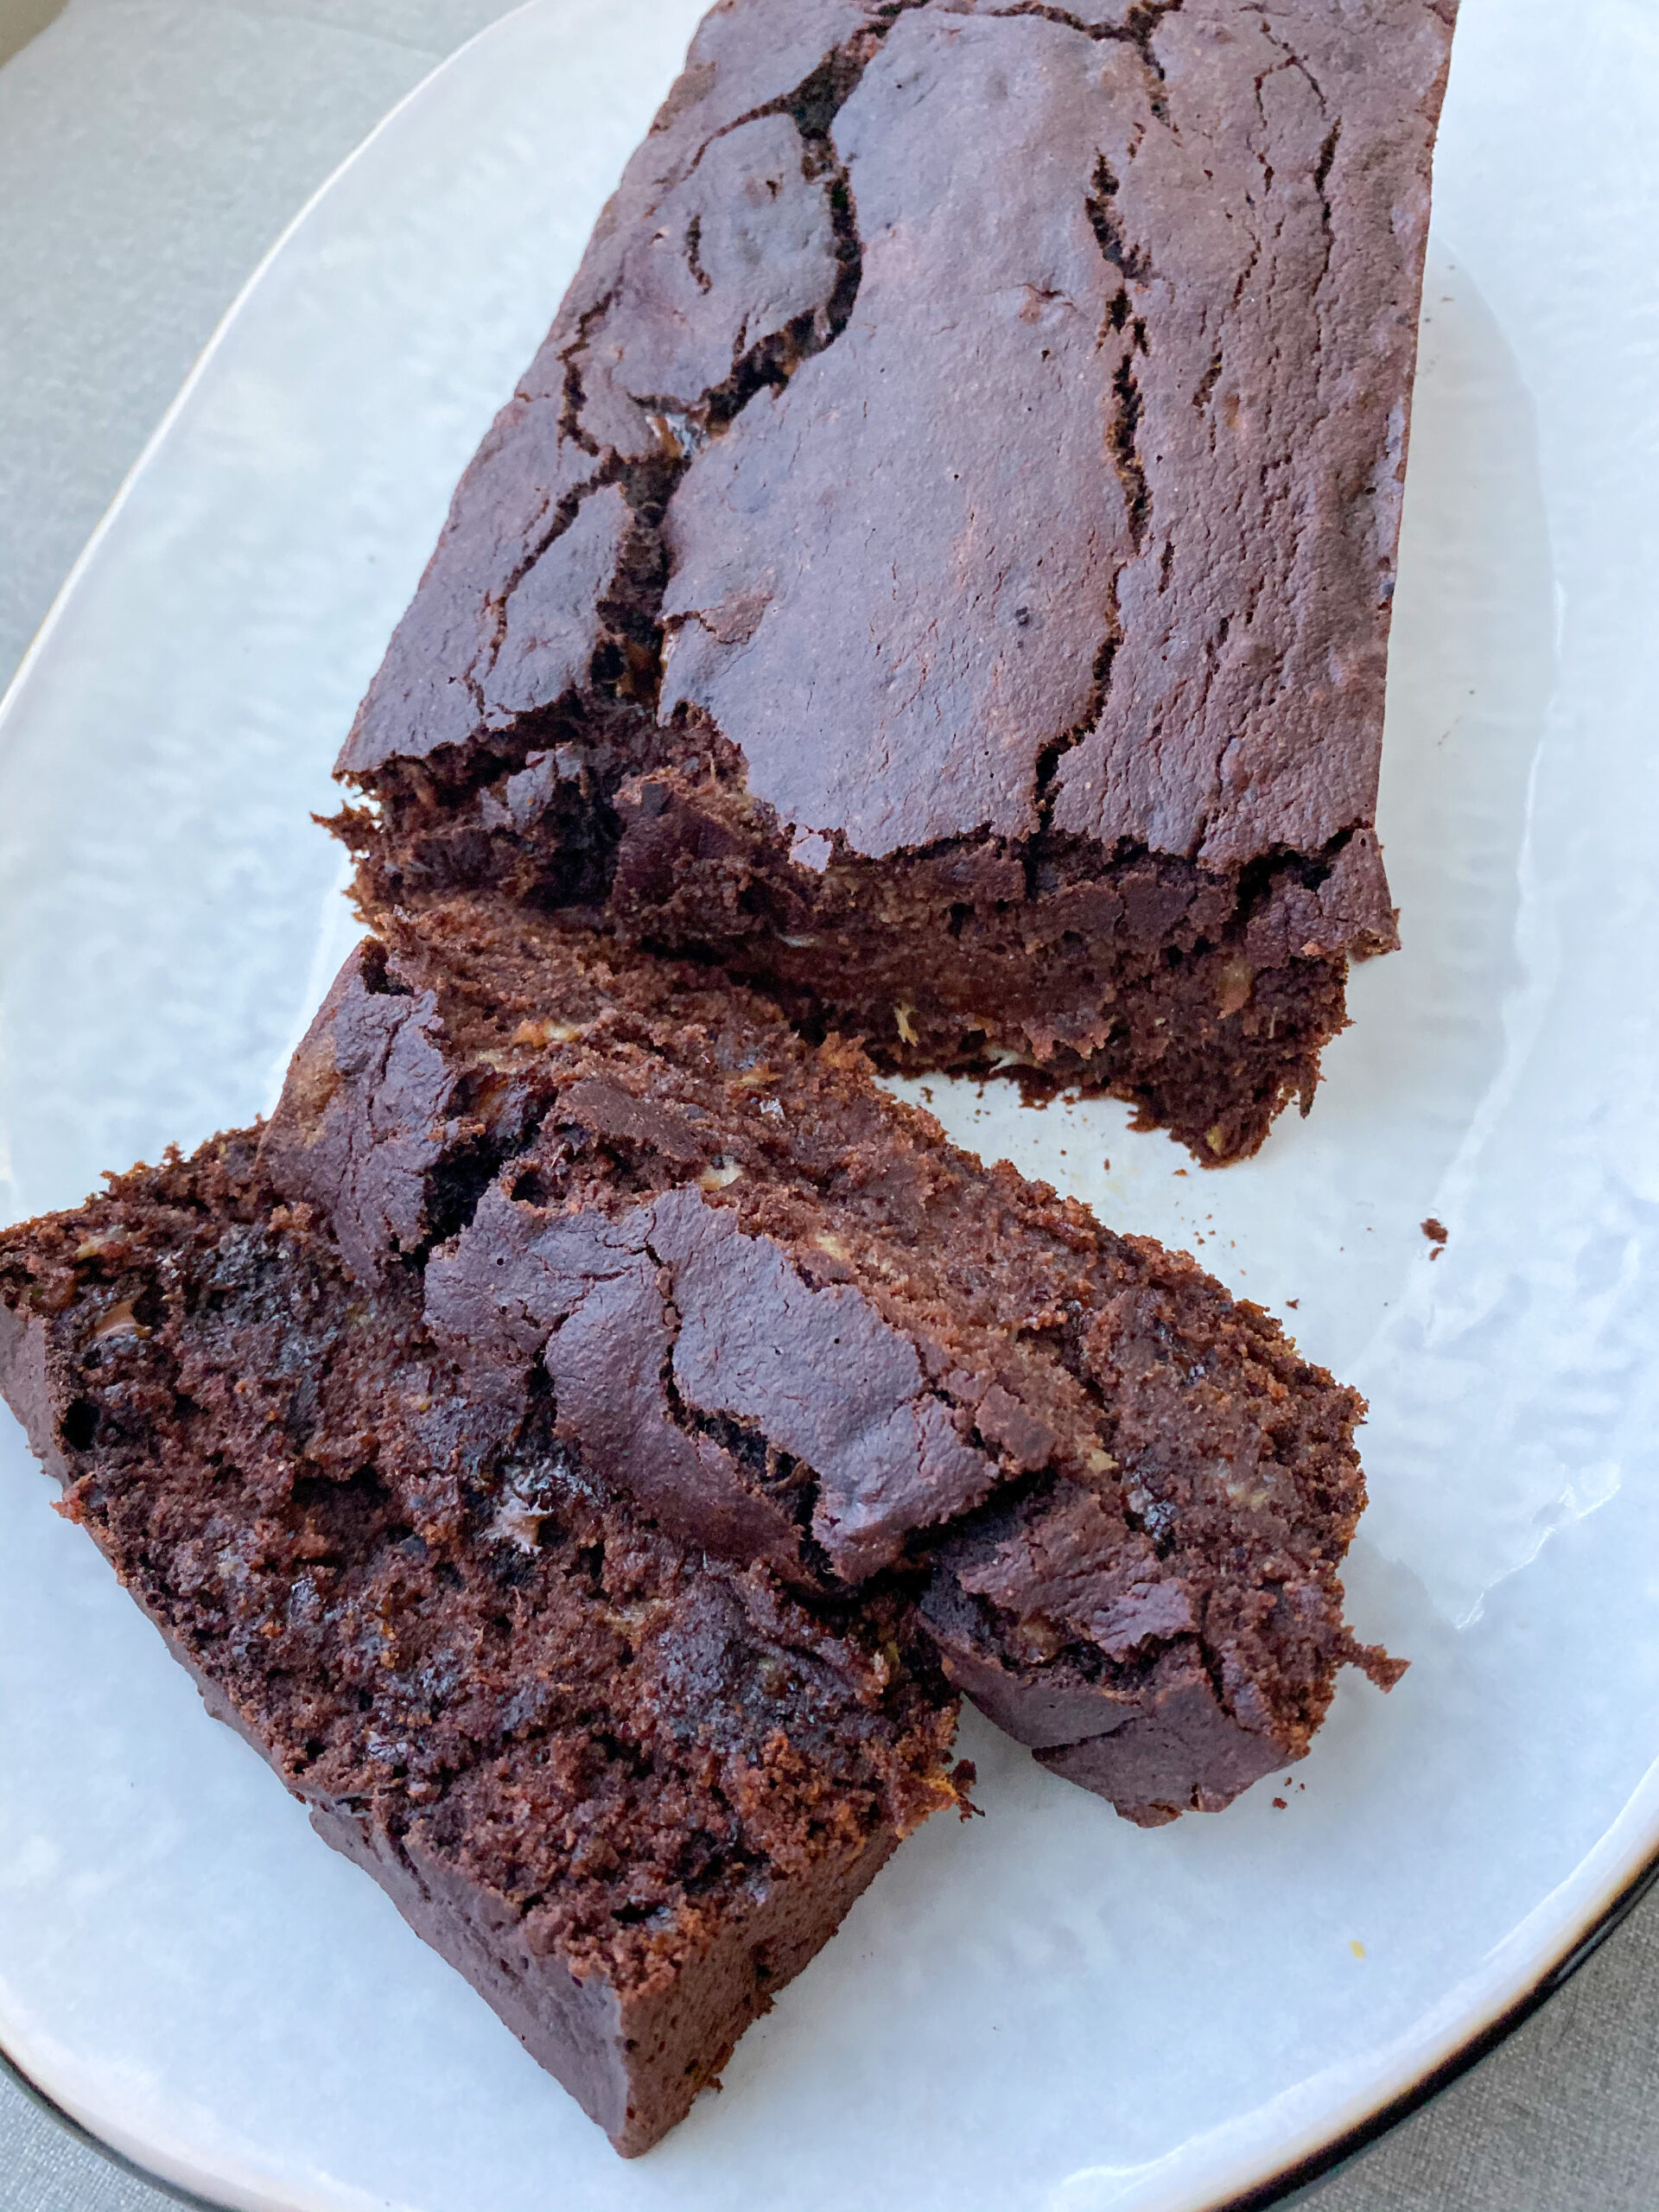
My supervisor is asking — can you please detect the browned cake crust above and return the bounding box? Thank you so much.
[334,0,1457,1160]
[0,1135,963,2154]
[260,894,1401,1825]
[0,2,1439,2153]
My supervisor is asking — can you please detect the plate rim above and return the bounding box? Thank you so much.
[6,1838,1656,2212]
[3,2,1656,2207]
[0,0,546,749]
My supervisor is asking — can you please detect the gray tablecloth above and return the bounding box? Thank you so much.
[1,4,1656,2206]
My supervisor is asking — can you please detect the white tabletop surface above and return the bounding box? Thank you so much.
[0,3,1655,2207]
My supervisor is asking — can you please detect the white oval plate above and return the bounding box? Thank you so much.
[3,2,1657,2207]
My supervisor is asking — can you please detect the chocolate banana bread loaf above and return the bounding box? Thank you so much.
[334,0,1458,1160]
[0,1133,965,2154]
[261,895,1401,1825]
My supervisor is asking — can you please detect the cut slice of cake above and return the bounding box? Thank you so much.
[260,895,1402,1826]
[0,1134,964,2154]
[334,0,1458,1160]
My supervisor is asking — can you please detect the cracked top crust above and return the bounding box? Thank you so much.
[0,1125,965,2158]
[253,893,1398,1823]
[339,0,1454,898]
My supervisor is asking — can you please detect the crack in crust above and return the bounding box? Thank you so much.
[984,0,1185,108]
[523,28,889,727]
[1031,139,1149,855]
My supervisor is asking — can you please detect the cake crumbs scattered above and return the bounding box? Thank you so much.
[1272,1796,1287,1810]
[1422,1217,1448,1259]
[1350,1941,1367,1961]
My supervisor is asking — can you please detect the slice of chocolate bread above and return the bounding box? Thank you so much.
[334,0,1458,1160]
[0,1134,964,2155]
[262,895,1401,1825]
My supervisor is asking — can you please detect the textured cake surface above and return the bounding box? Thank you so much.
[0,1135,963,2153]
[0,0,1444,2154]
[262,896,1400,1824]
[335,0,1457,1158]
